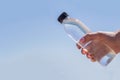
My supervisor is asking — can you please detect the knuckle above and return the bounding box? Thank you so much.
[97,31,104,37]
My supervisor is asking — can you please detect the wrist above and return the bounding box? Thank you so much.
[115,30,120,53]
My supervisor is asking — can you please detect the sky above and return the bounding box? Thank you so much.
[0,0,120,80]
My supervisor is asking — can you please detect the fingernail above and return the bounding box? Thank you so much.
[87,54,92,59]
[91,58,96,62]
[76,43,81,49]
[80,37,85,43]
[82,49,88,55]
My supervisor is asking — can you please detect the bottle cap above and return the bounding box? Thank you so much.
[58,12,68,23]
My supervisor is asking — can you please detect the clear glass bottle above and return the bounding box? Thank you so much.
[57,12,116,66]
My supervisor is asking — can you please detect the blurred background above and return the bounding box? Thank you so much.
[0,0,120,80]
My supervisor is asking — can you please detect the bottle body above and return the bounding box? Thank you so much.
[62,17,91,43]
[58,12,116,66]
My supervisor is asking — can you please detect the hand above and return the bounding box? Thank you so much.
[76,31,120,62]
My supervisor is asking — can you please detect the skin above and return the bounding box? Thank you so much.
[76,31,120,62]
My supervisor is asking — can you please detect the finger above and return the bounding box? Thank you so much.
[81,48,88,55]
[79,32,99,45]
[82,50,96,62]
[81,48,97,62]
[91,57,96,62]
[86,53,93,59]
[84,41,97,54]
[83,42,97,61]
[76,43,81,49]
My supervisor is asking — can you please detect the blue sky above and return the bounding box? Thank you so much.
[0,0,120,80]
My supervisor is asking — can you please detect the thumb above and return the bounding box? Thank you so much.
[79,32,99,45]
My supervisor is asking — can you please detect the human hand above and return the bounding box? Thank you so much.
[76,31,120,62]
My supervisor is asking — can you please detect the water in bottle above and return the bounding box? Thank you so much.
[57,12,116,66]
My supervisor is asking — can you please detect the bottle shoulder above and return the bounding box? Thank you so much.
[63,17,78,23]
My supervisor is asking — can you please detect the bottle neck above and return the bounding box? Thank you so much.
[62,17,91,34]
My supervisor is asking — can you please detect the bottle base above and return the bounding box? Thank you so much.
[99,53,116,66]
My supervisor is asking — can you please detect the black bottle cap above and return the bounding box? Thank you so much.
[57,12,69,23]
